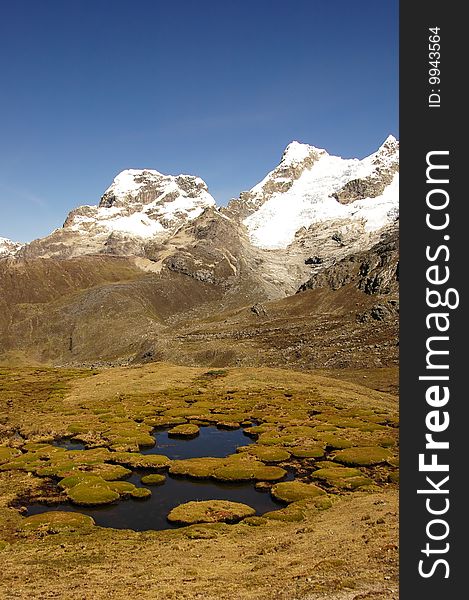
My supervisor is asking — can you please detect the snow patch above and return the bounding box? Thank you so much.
[243,140,399,249]
[65,168,216,239]
[100,212,165,237]
[282,141,323,164]
[0,236,23,257]
[107,169,161,197]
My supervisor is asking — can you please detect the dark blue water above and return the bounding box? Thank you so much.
[30,426,291,531]
[54,426,254,458]
[27,469,289,531]
[143,425,254,459]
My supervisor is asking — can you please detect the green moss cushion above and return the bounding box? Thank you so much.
[312,466,363,480]
[167,424,200,437]
[140,473,166,485]
[0,447,22,465]
[167,500,256,525]
[311,467,372,489]
[169,457,221,478]
[107,481,138,494]
[315,434,354,449]
[264,496,332,522]
[242,446,291,462]
[19,511,95,531]
[332,446,392,466]
[85,463,132,481]
[252,466,287,481]
[108,452,171,469]
[130,487,152,499]
[58,474,105,489]
[271,481,326,503]
[67,482,120,506]
[212,465,257,481]
[289,446,325,459]
[216,421,240,429]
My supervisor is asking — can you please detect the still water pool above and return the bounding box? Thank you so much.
[143,425,254,459]
[31,426,290,530]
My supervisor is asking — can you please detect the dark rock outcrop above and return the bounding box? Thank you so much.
[298,228,399,296]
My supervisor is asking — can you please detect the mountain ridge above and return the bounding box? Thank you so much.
[0,137,399,369]
[2,136,398,260]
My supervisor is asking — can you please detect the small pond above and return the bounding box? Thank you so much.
[143,425,254,459]
[54,425,255,459]
[31,425,292,531]
[27,469,291,531]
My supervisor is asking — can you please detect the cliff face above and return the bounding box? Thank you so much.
[298,228,399,296]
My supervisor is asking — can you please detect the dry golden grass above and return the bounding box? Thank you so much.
[0,490,398,600]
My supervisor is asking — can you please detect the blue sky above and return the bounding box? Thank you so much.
[0,0,398,242]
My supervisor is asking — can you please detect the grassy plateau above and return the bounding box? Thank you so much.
[0,363,398,600]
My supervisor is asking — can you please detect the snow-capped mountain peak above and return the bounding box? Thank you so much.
[371,134,399,166]
[8,136,398,261]
[380,133,398,148]
[100,169,164,205]
[281,140,328,165]
[228,140,327,220]
[98,169,212,209]
[63,168,216,241]
[237,136,399,249]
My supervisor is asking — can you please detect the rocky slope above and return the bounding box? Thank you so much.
[149,228,399,372]
[298,227,399,297]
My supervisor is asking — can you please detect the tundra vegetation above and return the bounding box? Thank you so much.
[0,363,398,599]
